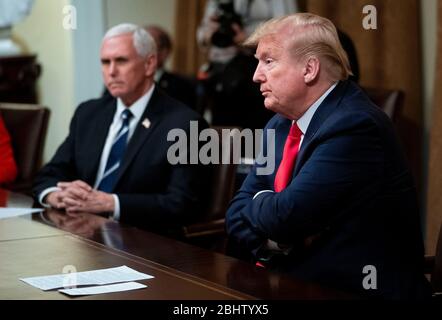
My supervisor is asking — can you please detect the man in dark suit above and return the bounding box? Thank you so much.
[34,24,208,237]
[225,13,430,299]
[146,25,197,110]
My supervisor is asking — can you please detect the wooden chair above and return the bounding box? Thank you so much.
[181,126,241,251]
[425,222,442,298]
[0,103,50,194]
[362,87,404,122]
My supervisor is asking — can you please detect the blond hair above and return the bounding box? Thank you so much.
[245,13,352,82]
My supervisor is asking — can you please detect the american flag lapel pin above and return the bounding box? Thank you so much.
[142,118,151,129]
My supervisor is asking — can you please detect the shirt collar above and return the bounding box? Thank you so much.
[154,69,164,83]
[296,82,338,134]
[116,84,155,122]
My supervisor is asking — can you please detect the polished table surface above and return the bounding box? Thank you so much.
[0,189,355,300]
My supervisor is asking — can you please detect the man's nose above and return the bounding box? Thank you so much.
[109,62,117,76]
[253,64,265,83]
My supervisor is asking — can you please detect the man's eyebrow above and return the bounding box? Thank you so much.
[254,52,268,60]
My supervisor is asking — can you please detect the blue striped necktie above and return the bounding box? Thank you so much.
[97,109,133,192]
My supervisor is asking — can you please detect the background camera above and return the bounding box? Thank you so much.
[210,0,243,48]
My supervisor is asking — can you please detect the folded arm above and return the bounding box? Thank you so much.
[226,116,384,255]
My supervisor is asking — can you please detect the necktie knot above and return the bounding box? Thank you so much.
[288,123,302,140]
[121,109,133,125]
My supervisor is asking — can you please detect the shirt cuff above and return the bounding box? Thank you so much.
[253,190,274,200]
[110,194,120,221]
[266,239,281,251]
[38,187,61,208]
[266,240,292,255]
[255,240,292,263]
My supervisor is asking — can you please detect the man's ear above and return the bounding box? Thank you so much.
[144,54,158,77]
[303,56,320,84]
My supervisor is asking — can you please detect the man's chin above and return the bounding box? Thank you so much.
[264,103,276,112]
[108,89,123,98]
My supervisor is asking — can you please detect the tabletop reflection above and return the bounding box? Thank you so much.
[36,209,114,238]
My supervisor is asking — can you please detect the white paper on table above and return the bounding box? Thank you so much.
[20,265,154,291]
[0,208,43,219]
[59,281,147,296]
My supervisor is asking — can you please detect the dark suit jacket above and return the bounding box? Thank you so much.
[34,88,210,236]
[157,71,197,110]
[225,81,431,299]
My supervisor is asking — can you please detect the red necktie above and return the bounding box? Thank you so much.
[274,123,303,192]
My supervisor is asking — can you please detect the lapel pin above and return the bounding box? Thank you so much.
[142,118,151,129]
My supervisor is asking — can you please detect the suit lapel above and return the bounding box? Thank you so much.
[113,88,165,188]
[293,80,349,176]
[84,99,117,183]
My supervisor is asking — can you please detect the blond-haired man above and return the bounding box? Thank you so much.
[226,13,430,299]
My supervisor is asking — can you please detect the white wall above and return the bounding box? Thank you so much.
[105,0,176,33]
[12,0,75,162]
[105,0,176,69]
[71,0,107,106]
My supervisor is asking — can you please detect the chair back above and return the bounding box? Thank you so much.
[0,103,50,193]
[363,87,404,122]
[432,223,442,293]
[182,126,240,239]
[206,126,241,221]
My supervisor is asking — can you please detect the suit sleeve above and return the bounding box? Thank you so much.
[117,117,211,229]
[225,123,278,253]
[226,113,385,253]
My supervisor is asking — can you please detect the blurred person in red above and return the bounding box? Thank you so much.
[0,115,17,186]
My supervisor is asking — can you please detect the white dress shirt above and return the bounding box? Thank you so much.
[39,85,155,221]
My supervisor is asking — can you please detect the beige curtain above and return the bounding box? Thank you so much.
[426,1,442,255]
[173,0,207,76]
[307,0,423,195]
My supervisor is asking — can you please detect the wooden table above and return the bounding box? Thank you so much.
[0,189,354,300]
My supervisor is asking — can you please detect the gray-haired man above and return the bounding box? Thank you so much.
[34,24,209,236]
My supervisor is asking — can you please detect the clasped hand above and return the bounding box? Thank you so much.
[45,180,115,214]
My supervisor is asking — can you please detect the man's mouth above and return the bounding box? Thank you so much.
[261,90,270,96]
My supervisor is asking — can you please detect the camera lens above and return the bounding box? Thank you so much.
[210,0,242,48]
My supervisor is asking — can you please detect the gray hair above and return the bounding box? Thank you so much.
[103,23,157,57]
